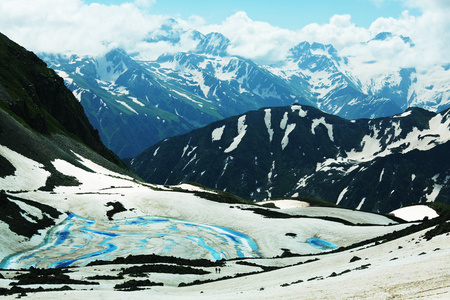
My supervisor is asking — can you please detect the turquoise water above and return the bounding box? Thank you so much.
[307,238,338,251]
[0,213,261,269]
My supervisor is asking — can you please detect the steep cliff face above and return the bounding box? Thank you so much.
[0,32,124,167]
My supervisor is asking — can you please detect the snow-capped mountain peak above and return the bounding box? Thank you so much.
[195,32,230,56]
[38,31,450,157]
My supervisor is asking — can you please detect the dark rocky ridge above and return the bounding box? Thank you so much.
[0,32,124,168]
[128,105,450,213]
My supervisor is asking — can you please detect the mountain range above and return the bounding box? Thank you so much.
[1,31,450,299]
[128,104,450,213]
[39,24,450,158]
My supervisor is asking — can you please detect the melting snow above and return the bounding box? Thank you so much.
[280,112,288,130]
[186,146,197,157]
[212,125,225,142]
[281,123,296,150]
[317,112,450,171]
[9,199,44,223]
[55,70,73,85]
[356,197,366,210]
[129,97,145,107]
[390,205,439,222]
[264,109,274,142]
[171,89,204,106]
[0,145,50,191]
[393,110,413,118]
[116,100,138,115]
[153,147,160,157]
[224,115,248,153]
[426,183,443,203]
[291,105,308,117]
[336,187,349,205]
[311,117,334,141]
[392,121,402,138]
[75,66,84,76]
[379,168,385,182]
[73,89,83,102]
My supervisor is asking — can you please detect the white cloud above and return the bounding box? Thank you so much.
[0,0,448,68]
[362,1,450,67]
[298,14,370,50]
[200,11,299,63]
[0,0,163,55]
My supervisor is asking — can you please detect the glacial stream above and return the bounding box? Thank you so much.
[0,213,261,269]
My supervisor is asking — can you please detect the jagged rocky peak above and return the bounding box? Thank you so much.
[103,48,134,70]
[286,41,344,70]
[104,48,127,61]
[195,32,230,56]
[288,41,341,62]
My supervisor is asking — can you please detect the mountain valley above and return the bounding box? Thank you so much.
[0,27,449,300]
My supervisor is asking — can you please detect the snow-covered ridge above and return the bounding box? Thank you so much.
[318,110,450,172]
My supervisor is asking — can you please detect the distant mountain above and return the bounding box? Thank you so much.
[266,41,405,119]
[40,33,304,158]
[39,27,450,158]
[128,104,450,213]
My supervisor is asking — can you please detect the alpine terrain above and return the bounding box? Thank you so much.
[0,30,449,299]
[39,21,450,158]
[129,104,450,213]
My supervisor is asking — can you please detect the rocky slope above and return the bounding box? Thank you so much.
[129,104,450,213]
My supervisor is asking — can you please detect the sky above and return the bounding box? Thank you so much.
[0,0,449,67]
[83,0,420,29]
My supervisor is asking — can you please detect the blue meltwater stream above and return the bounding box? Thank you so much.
[0,213,262,269]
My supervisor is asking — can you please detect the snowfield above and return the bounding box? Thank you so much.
[0,145,449,299]
[390,205,439,222]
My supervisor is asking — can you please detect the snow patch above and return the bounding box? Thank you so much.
[0,145,50,191]
[281,123,296,150]
[390,205,439,222]
[129,97,145,107]
[280,112,288,130]
[356,198,366,210]
[291,105,308,117]
[311,117,334,142]
[393,110,412,118]
[336,187,348,205]
[116,100,138,115]
[212,125,225,142]
[224,115,247,153]
[264,109,274,142]
[379,168,385,182]
[153,147,160,157]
